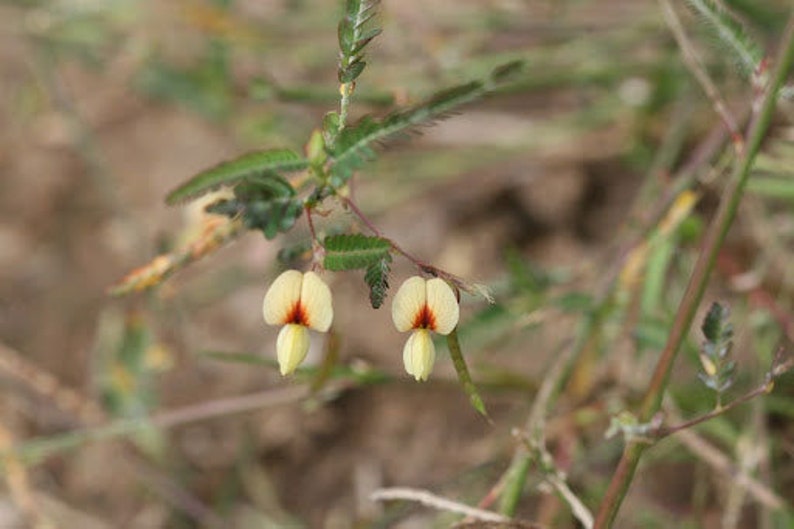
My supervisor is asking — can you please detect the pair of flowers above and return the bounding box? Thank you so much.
[262,270,459,380]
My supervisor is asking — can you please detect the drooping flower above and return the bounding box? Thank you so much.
[262,270,333,375]
[391,276,459,381]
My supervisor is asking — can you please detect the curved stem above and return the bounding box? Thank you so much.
[337,195,432,270]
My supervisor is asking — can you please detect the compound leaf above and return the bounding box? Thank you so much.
[323,233,391,271]
[166,149,308,204]
[364,254,391,308]
[329,61,523,185]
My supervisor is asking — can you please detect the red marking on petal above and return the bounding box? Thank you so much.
[412,304,437,331]
[285,302,309,326]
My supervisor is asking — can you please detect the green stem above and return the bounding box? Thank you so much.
[485,93,734,519]
[498,453,532,516]
[593,14,794,528]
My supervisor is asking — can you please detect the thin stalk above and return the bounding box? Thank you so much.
[593,14,794,528]
[660,0,744,153]
[338,195,478,292]
[1,383,350,466]
[658,352,791,438]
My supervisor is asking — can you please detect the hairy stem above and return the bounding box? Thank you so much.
[593,14,794,528]
[337,195,424,265]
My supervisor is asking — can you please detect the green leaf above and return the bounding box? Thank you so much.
[701,302,732,344]
[337,0,380,85]
[446,328,489,419]
[246,199,303,239]
[165,149,308,204]
[352,28,382,56]
[323,233,391,271]
[339,60,367,83]
[203,172,302,239]
[233,173,296,200]
[337,19,355,55]
[329,61,524,186]
[364,254,391,308]
[698,302,736,401]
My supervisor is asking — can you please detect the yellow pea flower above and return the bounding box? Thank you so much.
[392,276,459,381]
[262,270,333,375]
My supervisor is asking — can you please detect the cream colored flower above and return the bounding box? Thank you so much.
[391,276,459,381]
[263,270,333,375]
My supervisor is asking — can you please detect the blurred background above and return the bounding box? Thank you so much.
[1,0,793,528]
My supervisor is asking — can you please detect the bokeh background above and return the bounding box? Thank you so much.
[1,1,793,528]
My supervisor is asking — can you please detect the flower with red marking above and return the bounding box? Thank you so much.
[391,276,459,381]
[262,270,333,375]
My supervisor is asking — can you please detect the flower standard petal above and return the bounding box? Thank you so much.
[402,328,435,381]
[276,324,310,375]
[300,271,333,332]
[425,278,459,335]
[263,270,303,326]
[392,276,427,332]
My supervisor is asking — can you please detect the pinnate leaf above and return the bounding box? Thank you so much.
[323,233,391,271]
[329,61,524,186]
[701,302,732,345]
[337,0,380,84]
[166,149,308,204]
[364,254,391,308]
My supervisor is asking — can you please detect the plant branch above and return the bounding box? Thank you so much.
[658,349,792,438]
[337,195,422,263]
[336,194,487,298]
[675,424,786,510]
[479,87,739,521]
[545,473,594,529]
[305,204,326,269]
[371,487,511,523]
[2,382,353,466]
[593,14,794,528]
[109,217,246,296]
